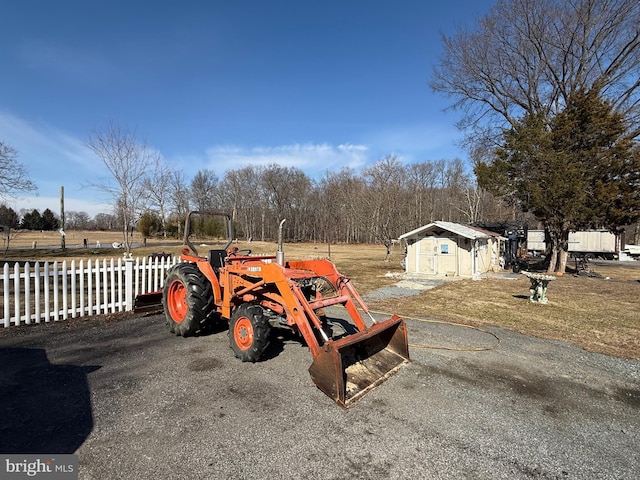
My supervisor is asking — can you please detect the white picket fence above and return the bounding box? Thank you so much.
[1,255,179,327]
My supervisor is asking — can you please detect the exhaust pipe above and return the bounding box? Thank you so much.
[276,219,286,266]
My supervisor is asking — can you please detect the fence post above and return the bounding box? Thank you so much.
[4,263,10,327]
[125,257,134,311]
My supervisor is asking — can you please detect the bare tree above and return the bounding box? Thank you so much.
[66,211,92,230]
[437,158,473,222]
[330,168,366,243]
[431,0,640,151]
[168,170,190,237]
[407,161,440,225]
[169,158,498,247]
[85,123,158,254]
[0,225,23,253]
[316,168,359,254]
[142,159,174,237]
[190,169,219,212]
[358,156,411,260]
[258,165,313,241]
[0,142,36,198]
[457,185,488,224]
[219,166,262,240]
[94,213,117,231]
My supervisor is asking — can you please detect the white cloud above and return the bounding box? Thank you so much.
[0,112,109,216]
[204,143,369,176]
[0,111,95,170]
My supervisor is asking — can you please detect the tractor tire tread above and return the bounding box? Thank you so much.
[163,262,214,337]
[229,304,271,362]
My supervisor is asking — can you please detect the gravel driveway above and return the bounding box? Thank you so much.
[1,298,638,479]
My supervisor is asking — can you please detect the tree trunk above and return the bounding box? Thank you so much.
[546,246,558,274]
[557,228,570,274]
[546,224,570,274]
[384,241,391,262]
[558,249,569,274]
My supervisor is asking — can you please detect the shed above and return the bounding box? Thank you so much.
[398,221,503,277]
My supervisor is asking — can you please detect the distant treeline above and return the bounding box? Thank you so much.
[1,157,516,248]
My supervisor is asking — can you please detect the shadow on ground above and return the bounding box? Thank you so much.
[0,347,100,453]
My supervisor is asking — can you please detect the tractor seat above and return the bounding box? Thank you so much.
[207,249,227,275]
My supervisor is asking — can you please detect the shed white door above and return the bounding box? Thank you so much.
[417,237,437,274]
[417,236,457,275]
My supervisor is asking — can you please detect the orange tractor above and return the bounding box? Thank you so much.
[136,211,410,407]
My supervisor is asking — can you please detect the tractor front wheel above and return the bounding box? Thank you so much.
[163,262,214,336]
[229,304,271,362]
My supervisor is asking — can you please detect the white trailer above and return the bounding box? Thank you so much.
[527,230,546,253]
[527,230,619,260]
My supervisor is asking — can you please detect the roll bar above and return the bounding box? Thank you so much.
[182,211,234,257]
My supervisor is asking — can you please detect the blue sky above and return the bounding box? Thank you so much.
[0,0,494,217]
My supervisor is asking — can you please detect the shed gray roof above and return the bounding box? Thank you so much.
[398,221,491,241]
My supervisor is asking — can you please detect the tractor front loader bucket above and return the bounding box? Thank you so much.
[308,315,410,408]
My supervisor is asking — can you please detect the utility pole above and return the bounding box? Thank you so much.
[60,186,66,249]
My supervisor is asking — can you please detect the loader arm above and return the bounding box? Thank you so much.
[219,259,410,407]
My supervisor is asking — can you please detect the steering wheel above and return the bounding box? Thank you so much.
[229,248,252,256]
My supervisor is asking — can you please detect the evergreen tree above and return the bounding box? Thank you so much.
[0,205,19,228]
[41,208,60,231]
[20,210,44,230]
[476,90,640,273]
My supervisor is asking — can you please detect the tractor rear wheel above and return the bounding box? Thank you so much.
[229,304,271,362]
[163,262,214,337]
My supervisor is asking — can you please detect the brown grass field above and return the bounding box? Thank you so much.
[3,230,640,361]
